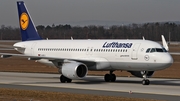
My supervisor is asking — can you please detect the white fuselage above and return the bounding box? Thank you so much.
[14,39,173,71]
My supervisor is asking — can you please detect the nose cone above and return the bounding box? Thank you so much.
[159,53,173,69]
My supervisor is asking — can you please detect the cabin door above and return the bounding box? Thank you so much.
[31,42,37,55]
[86,47,93,56]
[131,43,140,60]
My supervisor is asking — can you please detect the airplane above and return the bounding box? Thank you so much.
[0,1,173,85]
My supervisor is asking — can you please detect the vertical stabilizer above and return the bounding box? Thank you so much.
[17,1,42,41]
[161,35,169,51]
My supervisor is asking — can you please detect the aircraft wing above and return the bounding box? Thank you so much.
[0,52,96,66]
[170,52,180,55]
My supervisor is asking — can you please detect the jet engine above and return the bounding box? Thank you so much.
[129,71,154,78]
[61,61,88,79]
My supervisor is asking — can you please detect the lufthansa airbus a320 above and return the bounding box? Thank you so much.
[0,1,173,85]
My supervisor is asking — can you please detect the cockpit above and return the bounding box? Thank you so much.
[146,48,167,53]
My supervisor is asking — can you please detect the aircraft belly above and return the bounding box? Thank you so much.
[88,62,111,70]
[110,62,171,71]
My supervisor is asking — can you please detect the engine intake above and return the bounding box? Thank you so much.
[76,64,87,77]
[61,61,88,79]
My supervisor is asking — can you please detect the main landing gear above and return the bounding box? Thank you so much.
[141,71,150,85]
[60,75,72,83]
[104,70,116,82]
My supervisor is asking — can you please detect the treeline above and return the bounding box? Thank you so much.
[0,22,180,41]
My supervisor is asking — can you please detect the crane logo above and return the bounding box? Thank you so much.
[144,55,149,61]
[20,12,29,30]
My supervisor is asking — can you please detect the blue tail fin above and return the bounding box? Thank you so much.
[17,1,42,41]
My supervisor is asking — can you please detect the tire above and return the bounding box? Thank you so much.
[111,74,116,82]
[145,80,150,85]
[142,80,146,85]
[142,79,150,85]
[104,74,111,82]
[67,78,72,83]
[60,75,66,83]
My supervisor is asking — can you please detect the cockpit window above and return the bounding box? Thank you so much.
[146,48,151,53]
[150,48,156,52]
[146,48,167,53]
[162,48,167,52]
[156,48,164,52]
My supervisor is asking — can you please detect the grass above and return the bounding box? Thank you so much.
[0,88,160,101]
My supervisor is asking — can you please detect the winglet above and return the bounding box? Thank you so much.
[17,1,42,41]
[161,35,169,51]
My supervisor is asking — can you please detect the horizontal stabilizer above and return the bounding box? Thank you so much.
[1,55,12,58]
[28,57,41,60]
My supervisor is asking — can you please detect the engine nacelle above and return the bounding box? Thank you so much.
[61,61,88,79]
[129,71,154,78]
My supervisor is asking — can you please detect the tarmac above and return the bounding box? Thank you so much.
[0,72,180,101]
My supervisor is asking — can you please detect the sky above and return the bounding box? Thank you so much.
[0,0,180,27]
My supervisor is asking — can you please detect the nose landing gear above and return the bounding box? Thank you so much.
[141,71,150,85]
[142,79,150,85]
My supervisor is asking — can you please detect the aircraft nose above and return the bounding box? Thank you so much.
[165,54,173,63]
[161,54,173,67]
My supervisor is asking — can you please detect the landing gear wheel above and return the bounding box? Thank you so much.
[111,74,116,82]
[104,74,111,82]
[104,72,116,82]
[141,71,151,85]
[142,79,150,85]
[60,75,72,83]
[67,78,72,83]
[146,79,150,85]
[60,75,66,83]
